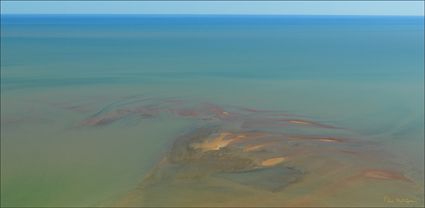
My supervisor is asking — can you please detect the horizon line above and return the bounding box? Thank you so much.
[1,13,424,17]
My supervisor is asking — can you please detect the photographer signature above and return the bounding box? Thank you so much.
[384,195,417,204]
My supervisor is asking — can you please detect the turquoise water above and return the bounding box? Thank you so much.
[1,15,424,207]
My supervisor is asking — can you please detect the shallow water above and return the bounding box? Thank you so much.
[1,15,424,207]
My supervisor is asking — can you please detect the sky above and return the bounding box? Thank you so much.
[1,1,424,16]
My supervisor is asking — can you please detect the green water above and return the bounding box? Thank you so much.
[1,15,424,207]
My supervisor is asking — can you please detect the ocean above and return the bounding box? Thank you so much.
[1,15,424,207]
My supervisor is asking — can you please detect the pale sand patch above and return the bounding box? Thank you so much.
[191,132,246,152]
[318,137,341,143]
[243,142,275,152]
[362,169,411,182]
[261,157,287,167]
[288,120,311,125]
[244,144,267,152]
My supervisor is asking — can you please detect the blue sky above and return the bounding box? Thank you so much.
[1,1,424,16]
